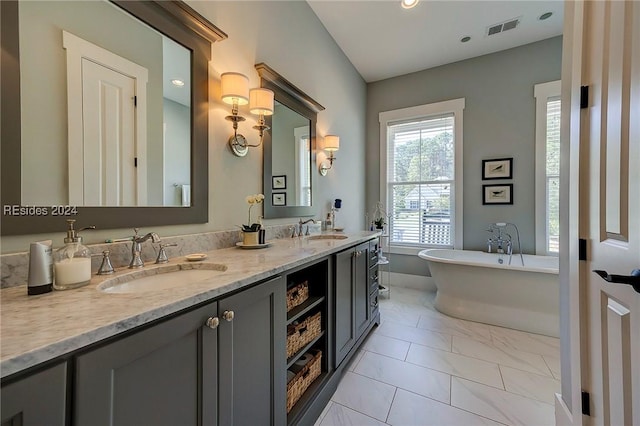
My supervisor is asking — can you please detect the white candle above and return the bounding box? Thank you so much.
[55,257,91,288]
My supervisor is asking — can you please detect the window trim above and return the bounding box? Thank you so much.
[534,80,561,256]
[379,98,465,253]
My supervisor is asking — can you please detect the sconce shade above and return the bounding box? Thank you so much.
[249,88,274,116]
[221,72,249,105]
[324,135,340,152]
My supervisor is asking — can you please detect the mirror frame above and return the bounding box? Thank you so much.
[258,63,324,219]
[0,0,227,235]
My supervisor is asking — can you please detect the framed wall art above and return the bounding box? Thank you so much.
[272,192,286,206]
[272,175,286,190]
[482,158,513,180]
[483,184,513,205]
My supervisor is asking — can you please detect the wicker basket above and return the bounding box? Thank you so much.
[286,350,322,413]
[286,281,309,312]
[286,312,321,358]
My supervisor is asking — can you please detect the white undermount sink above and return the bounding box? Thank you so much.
[306,234,348,240]
[98,263,227,294]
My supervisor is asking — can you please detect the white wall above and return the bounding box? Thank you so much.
[1,0,367,253]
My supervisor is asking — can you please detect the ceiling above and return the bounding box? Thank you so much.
[307,1,564,82]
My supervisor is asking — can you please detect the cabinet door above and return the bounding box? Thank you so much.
[1,363,67,426]
[75,301,218,426]
[335,248,355,366]
[218,276,286,426]
[354,242,370,339]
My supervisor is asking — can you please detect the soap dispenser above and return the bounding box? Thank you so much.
[53,220,96,290]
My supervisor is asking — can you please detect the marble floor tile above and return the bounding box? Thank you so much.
[330,371,396,422]
[451,377,555,426]
[417,310,493,343]
[363,333,411,361]
[355,351,451,403]
[542,354,561,380]
[318,402,389,426]
[489,325,560,358]
[378,307,421,327]
[406,343,504,389]
[452,336,553,377]
[314,401,334,426]
[387,389,503,426]
[500,366,561,404]
[347,348,366,372]
[374,321,451,351]
[379,286,434,308]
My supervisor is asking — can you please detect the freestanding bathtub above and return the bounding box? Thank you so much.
[418,249,559,337]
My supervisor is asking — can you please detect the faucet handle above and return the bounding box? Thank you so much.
[290,226,297,238]
[305,226,310,236]
[155,243,178,264]
[97,250,115,275]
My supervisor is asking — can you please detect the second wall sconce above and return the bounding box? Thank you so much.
[221,72,274,157]
[319,135,339,176]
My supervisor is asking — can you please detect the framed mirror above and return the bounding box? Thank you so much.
[258,63,324,219]
[0,0,227,235]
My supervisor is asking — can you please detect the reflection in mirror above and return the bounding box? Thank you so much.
[19,1,190,207]
[271,102,311,207]
[258,63,324,219]
[1,0,225,235]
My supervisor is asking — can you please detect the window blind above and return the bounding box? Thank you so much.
[546,98,561,253]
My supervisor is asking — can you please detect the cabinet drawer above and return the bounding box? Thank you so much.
[369,239,380,264]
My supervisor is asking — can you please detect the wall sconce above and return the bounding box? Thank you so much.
[248,87,274,146]
[221,72,249,155]
[319,135,339,176]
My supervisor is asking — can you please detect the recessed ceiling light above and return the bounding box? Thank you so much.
[460,36,471,43]
[171,79,185,87]
[539,12,553,20]
[401,0,419,10]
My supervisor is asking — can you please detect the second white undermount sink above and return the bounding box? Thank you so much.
[98,262,227,294]
[306,234,348,240]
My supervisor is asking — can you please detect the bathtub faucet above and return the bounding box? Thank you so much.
[487,223,524,266]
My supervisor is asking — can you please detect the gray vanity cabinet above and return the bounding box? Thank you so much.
[75,275,285,426]
[1,363,67,426]
[217,276,287,426]
[75,301,219,425]
[334,242,370,366]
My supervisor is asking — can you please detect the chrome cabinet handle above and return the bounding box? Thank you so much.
[222,310,235,321]
[205,317,220,329]
[593,269,640,293]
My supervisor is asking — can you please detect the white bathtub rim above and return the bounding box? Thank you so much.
[418,248,558,275]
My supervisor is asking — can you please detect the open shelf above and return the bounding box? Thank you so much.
[286,371,330,425]
[287,296,325,324]
[286,331,325,368]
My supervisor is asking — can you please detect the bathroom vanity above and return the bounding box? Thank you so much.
[0,232,380,425]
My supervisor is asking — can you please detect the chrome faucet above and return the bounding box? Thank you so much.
[129,228,161,268]
[299,218,316,236]
[487,223,524,266]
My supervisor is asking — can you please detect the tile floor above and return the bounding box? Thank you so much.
[315,286,560,426]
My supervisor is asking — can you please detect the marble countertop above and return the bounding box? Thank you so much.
[1,231,378,379]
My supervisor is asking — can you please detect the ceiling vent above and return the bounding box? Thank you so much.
[486,17,521,36]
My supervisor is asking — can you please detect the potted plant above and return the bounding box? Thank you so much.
[242,194,264,245]
[374,217,385,230]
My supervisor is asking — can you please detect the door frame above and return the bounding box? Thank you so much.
[556,1,587,425]
[63,30,148,205]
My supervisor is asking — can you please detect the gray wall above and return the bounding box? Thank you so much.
[367,37,563,274]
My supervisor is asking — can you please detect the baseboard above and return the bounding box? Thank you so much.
[554,393,573,426]
[386,272,436,292]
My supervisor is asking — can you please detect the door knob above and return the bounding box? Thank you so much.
[222,310,235,321]
[593,269,640,293]
[205,317,220,329]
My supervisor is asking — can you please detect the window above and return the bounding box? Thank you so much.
[379,99,464,253]
[294,126,311,206]
[534,81,561,255]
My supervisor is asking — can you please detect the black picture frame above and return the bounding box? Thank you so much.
[272,175,286,190]
[272,192,286,206]
[482,158,513,180]
[482,184,513,205]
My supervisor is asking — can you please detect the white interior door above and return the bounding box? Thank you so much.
[582,1,640,424]
[82,59,136,206]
